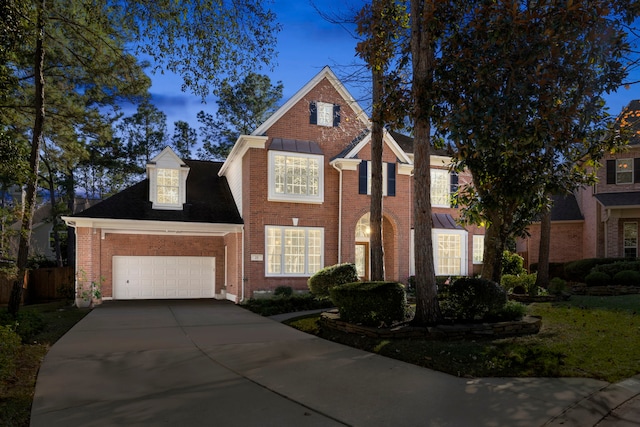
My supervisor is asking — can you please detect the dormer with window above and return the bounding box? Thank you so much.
[147,147,190,210]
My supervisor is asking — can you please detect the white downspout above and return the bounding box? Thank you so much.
[241,227,245,302]
[332,163,343,263]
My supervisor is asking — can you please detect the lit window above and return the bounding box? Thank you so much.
[473,235,484,264]
[266,226,323,276]
[431,169,450,207]
[355,212,371,239]
[317,102,334,127]
[624,222,638,258]
[157,169,180,204]
[617,159,633,184]
[432,229,468,276]
[268,151,324,203]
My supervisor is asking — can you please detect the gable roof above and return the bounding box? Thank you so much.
[252,66,370,136]
[550,194,583,221]
[73,160,242,224]
[332,129,413,164]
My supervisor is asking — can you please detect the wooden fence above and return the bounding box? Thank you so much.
[0,266,75,305]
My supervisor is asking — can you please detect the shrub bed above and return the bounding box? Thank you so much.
[441,277,507,321]
[330,281,406,327]
[307,263,359,298]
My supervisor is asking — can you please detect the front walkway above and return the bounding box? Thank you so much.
[30,300,636,426]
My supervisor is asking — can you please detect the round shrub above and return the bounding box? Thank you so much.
[613,270,640,287]
[565,258,624,282]
[584,271,611,287]
[548,277,567,295]
[502,251,526,276]
[490,300,527,321]
[307,263,359,298]
[330,281,406,327]
[442,277,507,321]
[274,285,294,297]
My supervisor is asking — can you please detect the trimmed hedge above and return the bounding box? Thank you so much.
[564,258,625,283]
[593,261,640,278]
[307,263,359,298]
[330,281,406,327]
[613,270,640,286]
[441,277,507,321]
[585,271,611,287]
[501,273,537,295]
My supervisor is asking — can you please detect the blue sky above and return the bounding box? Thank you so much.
[145,1,639,137]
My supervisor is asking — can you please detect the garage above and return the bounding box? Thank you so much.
[112,256,215,299]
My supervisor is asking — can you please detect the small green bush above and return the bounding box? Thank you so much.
[307,263,359,298]
[330,281,406,327]
[274,286,294,297]
[489,300,527,321]
[0,324,21,382]
[502,251,526,276]
[564,258,625,282]
[242,294,333,317]
[441,277,507,321]
[548,277,567,295]
[0,309,47,343]
[613,270,640,286]
[500,273,537,295]
[584,271,611,287]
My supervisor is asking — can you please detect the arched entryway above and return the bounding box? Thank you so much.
[354,212,397,281]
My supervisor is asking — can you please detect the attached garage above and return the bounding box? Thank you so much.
[113,256,215,300]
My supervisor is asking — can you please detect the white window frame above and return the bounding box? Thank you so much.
[472,235,484,264]
[316,101,334,127]
[431,168,450,207]
[616,158,633,184]
[409,229,468,276]
[157,168,180,205]
[366,161,388,196]
[265,226,324,277]
[149,167,188,210]
[268,151,324,203]
[623,222,638,258]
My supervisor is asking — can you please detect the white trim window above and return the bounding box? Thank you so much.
[431,169,450,207]
[624,222,638,258]
[317,102,334,127]
[266,226,323,276]
[617,158,633,184]
[157,169,180,205]
[472,235,484,264]
[268,151,324,203]
[433,229,468,276]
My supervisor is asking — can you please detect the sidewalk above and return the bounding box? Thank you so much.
[30,300,640,426]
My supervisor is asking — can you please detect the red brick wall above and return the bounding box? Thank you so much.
[520,221,584,268]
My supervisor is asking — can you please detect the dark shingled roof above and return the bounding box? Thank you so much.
[332,130,370,160]
[550,194,583,221]
[595,191,640,208]
[388,130,453,156]
[74,160,243,224]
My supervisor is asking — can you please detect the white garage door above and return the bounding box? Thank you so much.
[113,256,215,299]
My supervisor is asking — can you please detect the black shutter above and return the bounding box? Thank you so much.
[634,158,640,183]
[450,172,459,208]
[309,101,317,125]
[359,161,368,195]
[387,163,396,196]
[607,159,616,184]
[333,104,341,127]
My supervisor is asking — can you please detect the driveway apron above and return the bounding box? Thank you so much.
[31,300,613,427]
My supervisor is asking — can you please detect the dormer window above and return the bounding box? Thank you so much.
[147,147,190,210]
[157,169,180,204]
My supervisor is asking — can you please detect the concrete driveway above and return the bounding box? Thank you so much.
[30,300,639,426]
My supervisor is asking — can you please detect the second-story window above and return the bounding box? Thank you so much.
[310,101,340,127]
[617,158,633,184]
[268,151,324,203]
[157,169,180,205]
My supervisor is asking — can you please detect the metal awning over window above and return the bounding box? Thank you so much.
[432,213,464,230]
[269,138,323,154]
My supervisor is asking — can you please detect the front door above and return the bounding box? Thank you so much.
[355,242,369,280]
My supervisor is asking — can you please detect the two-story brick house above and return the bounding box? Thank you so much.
[518,100,640,268]
[64,67,485,302]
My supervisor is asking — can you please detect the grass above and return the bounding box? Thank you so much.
[285,295,640,383]
[0,301,89,427]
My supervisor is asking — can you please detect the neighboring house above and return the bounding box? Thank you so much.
[518,99,640,268]
[64,66,485,302]
[9,197,99,262]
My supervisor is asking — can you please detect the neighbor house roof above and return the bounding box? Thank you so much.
[74,160,243,224]
[594,191,640,209]
[387,130,455,157]
[617,99,640,146]
[550,194,584,221]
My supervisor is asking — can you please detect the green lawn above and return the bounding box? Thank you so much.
[285,295,640,383]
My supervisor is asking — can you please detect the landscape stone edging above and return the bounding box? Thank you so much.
[319,311,542,341]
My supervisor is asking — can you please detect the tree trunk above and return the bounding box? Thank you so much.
[9,0,46,316]
[410,0,440,325]
[42,158,64,267]
[534,202,552,292]
[370,63,385,281]
[481,210,506,283]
